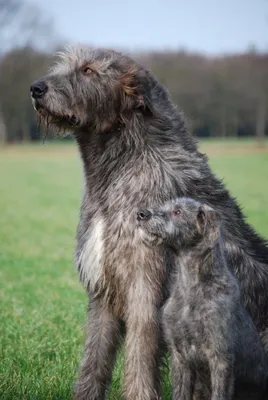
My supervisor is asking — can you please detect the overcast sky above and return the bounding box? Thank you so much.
[40,0,268,54]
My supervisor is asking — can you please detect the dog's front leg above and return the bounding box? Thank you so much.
[123,290,161,400]
[74,298,122,400]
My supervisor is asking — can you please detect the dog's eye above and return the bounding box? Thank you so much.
[173,209,181,216]
[82,66,93,74]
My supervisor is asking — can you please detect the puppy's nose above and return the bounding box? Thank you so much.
[30,80,48,99]
[137,209,152,221]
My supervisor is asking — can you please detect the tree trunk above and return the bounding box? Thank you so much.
[220,108,227,138]
[22,122,31,142]
[256,96,266,147]
[231,114,239,138]
[0,110,7,144]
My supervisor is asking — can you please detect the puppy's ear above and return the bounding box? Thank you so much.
[197,205,220,235]
[197,206,206,234]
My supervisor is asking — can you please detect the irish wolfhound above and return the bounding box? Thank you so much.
[30,46,268,400]
[138,198,268,400]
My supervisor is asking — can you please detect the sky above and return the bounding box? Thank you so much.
[39,0,268,54]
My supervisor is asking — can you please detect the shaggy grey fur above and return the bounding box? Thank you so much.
[30,46,268,400]
[138,198,268,400]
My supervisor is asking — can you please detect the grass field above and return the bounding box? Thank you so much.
[0,140,268,400]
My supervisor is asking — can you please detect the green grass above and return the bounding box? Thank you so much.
[0,141,268,399]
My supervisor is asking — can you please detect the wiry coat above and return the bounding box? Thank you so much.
[30,46,268,400]
[138,198,268,400]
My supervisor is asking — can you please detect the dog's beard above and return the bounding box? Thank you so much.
[37,113,71,139]
[138,226,164,247]
[33,98,80,138]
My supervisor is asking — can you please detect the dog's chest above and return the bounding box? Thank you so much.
[77,215,105,292]
[77,212,162,314]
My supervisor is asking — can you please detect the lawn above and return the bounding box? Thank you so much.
[0,140,268,400]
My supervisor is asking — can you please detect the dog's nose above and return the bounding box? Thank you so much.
[137,209,152,221]
[30,80,48,99]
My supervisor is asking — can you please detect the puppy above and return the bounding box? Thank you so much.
[137,197,268,400]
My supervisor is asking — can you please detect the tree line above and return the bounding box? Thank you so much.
[0,1,267,143]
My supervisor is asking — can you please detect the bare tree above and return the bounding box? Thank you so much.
[0,47,53,142]
[0,109,7,143]
[141,50,268,142]
[0,0,61,143]
[253,56,268,146]
[0,0,58,51]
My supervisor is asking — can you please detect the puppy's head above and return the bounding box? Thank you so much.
[137,198,220,250]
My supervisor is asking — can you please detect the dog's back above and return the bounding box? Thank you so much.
[233,299,268,399]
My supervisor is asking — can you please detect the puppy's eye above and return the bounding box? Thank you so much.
[82,66,93,74]
[173,209,181,216]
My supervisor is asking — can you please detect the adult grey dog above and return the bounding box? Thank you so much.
[30,46,268,400]
[138,198,268,400]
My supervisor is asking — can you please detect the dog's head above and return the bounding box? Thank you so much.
[137,198,220,251]
[30,46,154,135]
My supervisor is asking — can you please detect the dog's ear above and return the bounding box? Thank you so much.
[197,205,220,235]
[121,66,139,97]
[120,67,153,113]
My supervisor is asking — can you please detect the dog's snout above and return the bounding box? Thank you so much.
[137,209,152,221]
[30,80,48,99]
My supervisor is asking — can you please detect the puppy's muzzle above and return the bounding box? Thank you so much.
[137,209,152,221]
